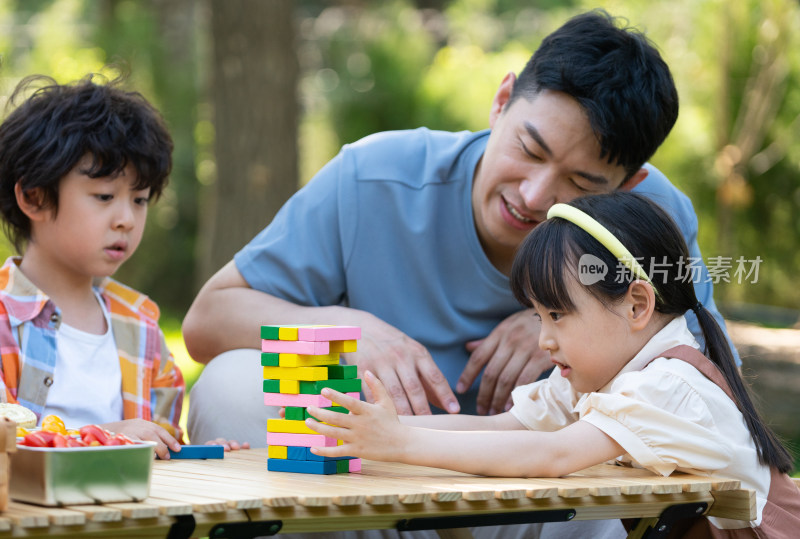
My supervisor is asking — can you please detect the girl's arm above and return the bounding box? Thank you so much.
[307,371,624,478]
[398,407,524,431]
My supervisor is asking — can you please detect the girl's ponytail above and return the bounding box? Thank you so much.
[694,303,794,473]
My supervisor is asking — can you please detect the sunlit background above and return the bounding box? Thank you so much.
[0,0,798,448]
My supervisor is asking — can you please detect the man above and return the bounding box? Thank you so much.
[184,10,737,450]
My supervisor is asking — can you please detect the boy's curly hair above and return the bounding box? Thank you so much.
[0,74,173,252]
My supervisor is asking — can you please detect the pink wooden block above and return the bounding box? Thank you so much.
[263,392,360,408]
[266,432,339,447]
[348,458,362,472]
[264,393,332,407]
[261,339,330,355]
[297,326,362,342]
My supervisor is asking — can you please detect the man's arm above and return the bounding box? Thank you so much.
[183,261,350,364]
[181,261,461,416]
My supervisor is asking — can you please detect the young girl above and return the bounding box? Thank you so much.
[307,192,799,535]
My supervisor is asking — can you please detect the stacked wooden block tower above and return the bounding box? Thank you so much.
[262,324,363,474]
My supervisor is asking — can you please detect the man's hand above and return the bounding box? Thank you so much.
[457,310,551,415]
[348,313,460,416]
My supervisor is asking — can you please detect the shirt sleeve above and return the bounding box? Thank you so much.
[578,368,735,477]
[633,164,741,365]
[234,151,350,307]
[0,306,19,403]
[150,328,185,443]
[510,370,580,432]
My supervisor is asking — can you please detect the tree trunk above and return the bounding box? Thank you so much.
[199,0,298,286]
[94,0,200,312]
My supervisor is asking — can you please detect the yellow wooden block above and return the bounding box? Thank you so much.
[268,445,288,459]
[263,366,328,381]
[329,340,357,353]
[278,327,299,340]
[279,379,300,394]
[267,418,317,435]
[278,353,340,367]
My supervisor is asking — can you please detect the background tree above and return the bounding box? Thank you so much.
[93,0,201,315]
[709,0,800,309]
[2,0,796,316]
[197,0,298,287]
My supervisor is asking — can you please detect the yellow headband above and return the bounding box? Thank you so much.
[547,203,660,299]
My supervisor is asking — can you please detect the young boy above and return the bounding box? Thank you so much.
[0,74,183,459]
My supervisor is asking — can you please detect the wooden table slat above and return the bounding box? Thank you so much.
[0,448,751,538]
[707,489,757,521]
[102,502,160,519]
[4,502,52,528]
[65,504,123,522]
[139,496,194,516]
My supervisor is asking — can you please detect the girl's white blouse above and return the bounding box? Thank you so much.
[510,316,771,529]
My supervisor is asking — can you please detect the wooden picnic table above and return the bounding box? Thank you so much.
[0,448,757,538]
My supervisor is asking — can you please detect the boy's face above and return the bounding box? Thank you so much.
[472,77,647,273]
[32,156,150,280]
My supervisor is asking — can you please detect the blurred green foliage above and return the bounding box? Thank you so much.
[0,0,798,323]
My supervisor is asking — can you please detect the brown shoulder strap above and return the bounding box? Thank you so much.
[656,345,736,402]
[651,346,800,537]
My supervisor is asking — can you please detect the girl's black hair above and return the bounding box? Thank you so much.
[510,192,793,473]
[0,73,173,252]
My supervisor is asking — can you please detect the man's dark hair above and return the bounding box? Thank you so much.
[509,9,679,179]
[0,74,173,252]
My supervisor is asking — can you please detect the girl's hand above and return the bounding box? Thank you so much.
[100,419,180,460]
[305,370,407,461]
[204,438,251,451]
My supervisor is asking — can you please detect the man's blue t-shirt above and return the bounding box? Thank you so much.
[235,128,737,412]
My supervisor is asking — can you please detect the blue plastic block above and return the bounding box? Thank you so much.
[267,458,338,474]
[306,449,354,462]
[286,446,309,460]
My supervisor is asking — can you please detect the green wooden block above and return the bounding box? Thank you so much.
[299,378,362,395]
[304,406,348,421]
[326,365,357,379]
[261,326,281,340]
[261,353,280,366]
[285,407,306,421]
[336,459,350,473]
[263,379,280,393]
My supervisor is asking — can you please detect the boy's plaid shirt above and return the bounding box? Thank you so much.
[0,257,184,438]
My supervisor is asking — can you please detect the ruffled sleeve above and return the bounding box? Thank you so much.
[510,370,580,432]
[579,361,735,476]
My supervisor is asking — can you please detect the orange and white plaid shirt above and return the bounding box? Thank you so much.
[0,257,184,439]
